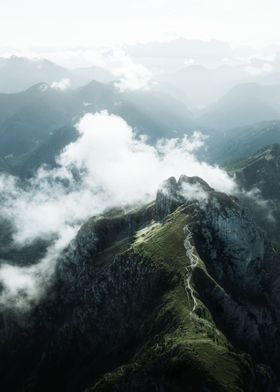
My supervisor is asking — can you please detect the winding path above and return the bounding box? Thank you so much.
[184,224,200,314]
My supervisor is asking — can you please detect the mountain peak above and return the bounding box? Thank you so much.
[155,175,214,219]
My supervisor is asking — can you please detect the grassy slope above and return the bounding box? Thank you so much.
[87,206,259,392]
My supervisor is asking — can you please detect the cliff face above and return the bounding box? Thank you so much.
[0,175,278,391]
[155,175,280,371]
[191,191,280,370]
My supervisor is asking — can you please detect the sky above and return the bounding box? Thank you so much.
[0,0,280,50]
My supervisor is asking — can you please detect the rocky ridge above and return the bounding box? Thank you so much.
[0,175,278,391]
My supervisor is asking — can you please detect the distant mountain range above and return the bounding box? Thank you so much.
[155,64,250,108]
[199,83,280,130]
[3,53,280,181]
[126,38,235,72]
[4,53,280,130]
[0,80,194,176]
[3,79,280,177]
[0,56,115,93]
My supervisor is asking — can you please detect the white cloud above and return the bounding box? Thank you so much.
[240,186,276,223]
[184,58,195,66]
[245,62,275,76]
[102,50,152,91]
[180,181,209,202]
[50,78,71,90]
[0,111,236,309]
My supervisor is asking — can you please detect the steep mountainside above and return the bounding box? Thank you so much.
[228,144,280,243]
[0,176,278,391]
[11,125,79,177]
[229,144,280,199]
[203,120,280,165]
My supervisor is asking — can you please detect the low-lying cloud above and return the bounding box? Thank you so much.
[102,49,152,91]
[0,111,236,309]
[51,77,71,90]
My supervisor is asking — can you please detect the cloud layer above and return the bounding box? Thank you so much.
[0,111,236,309]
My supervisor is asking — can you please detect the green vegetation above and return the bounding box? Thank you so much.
[87,206,260,392]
